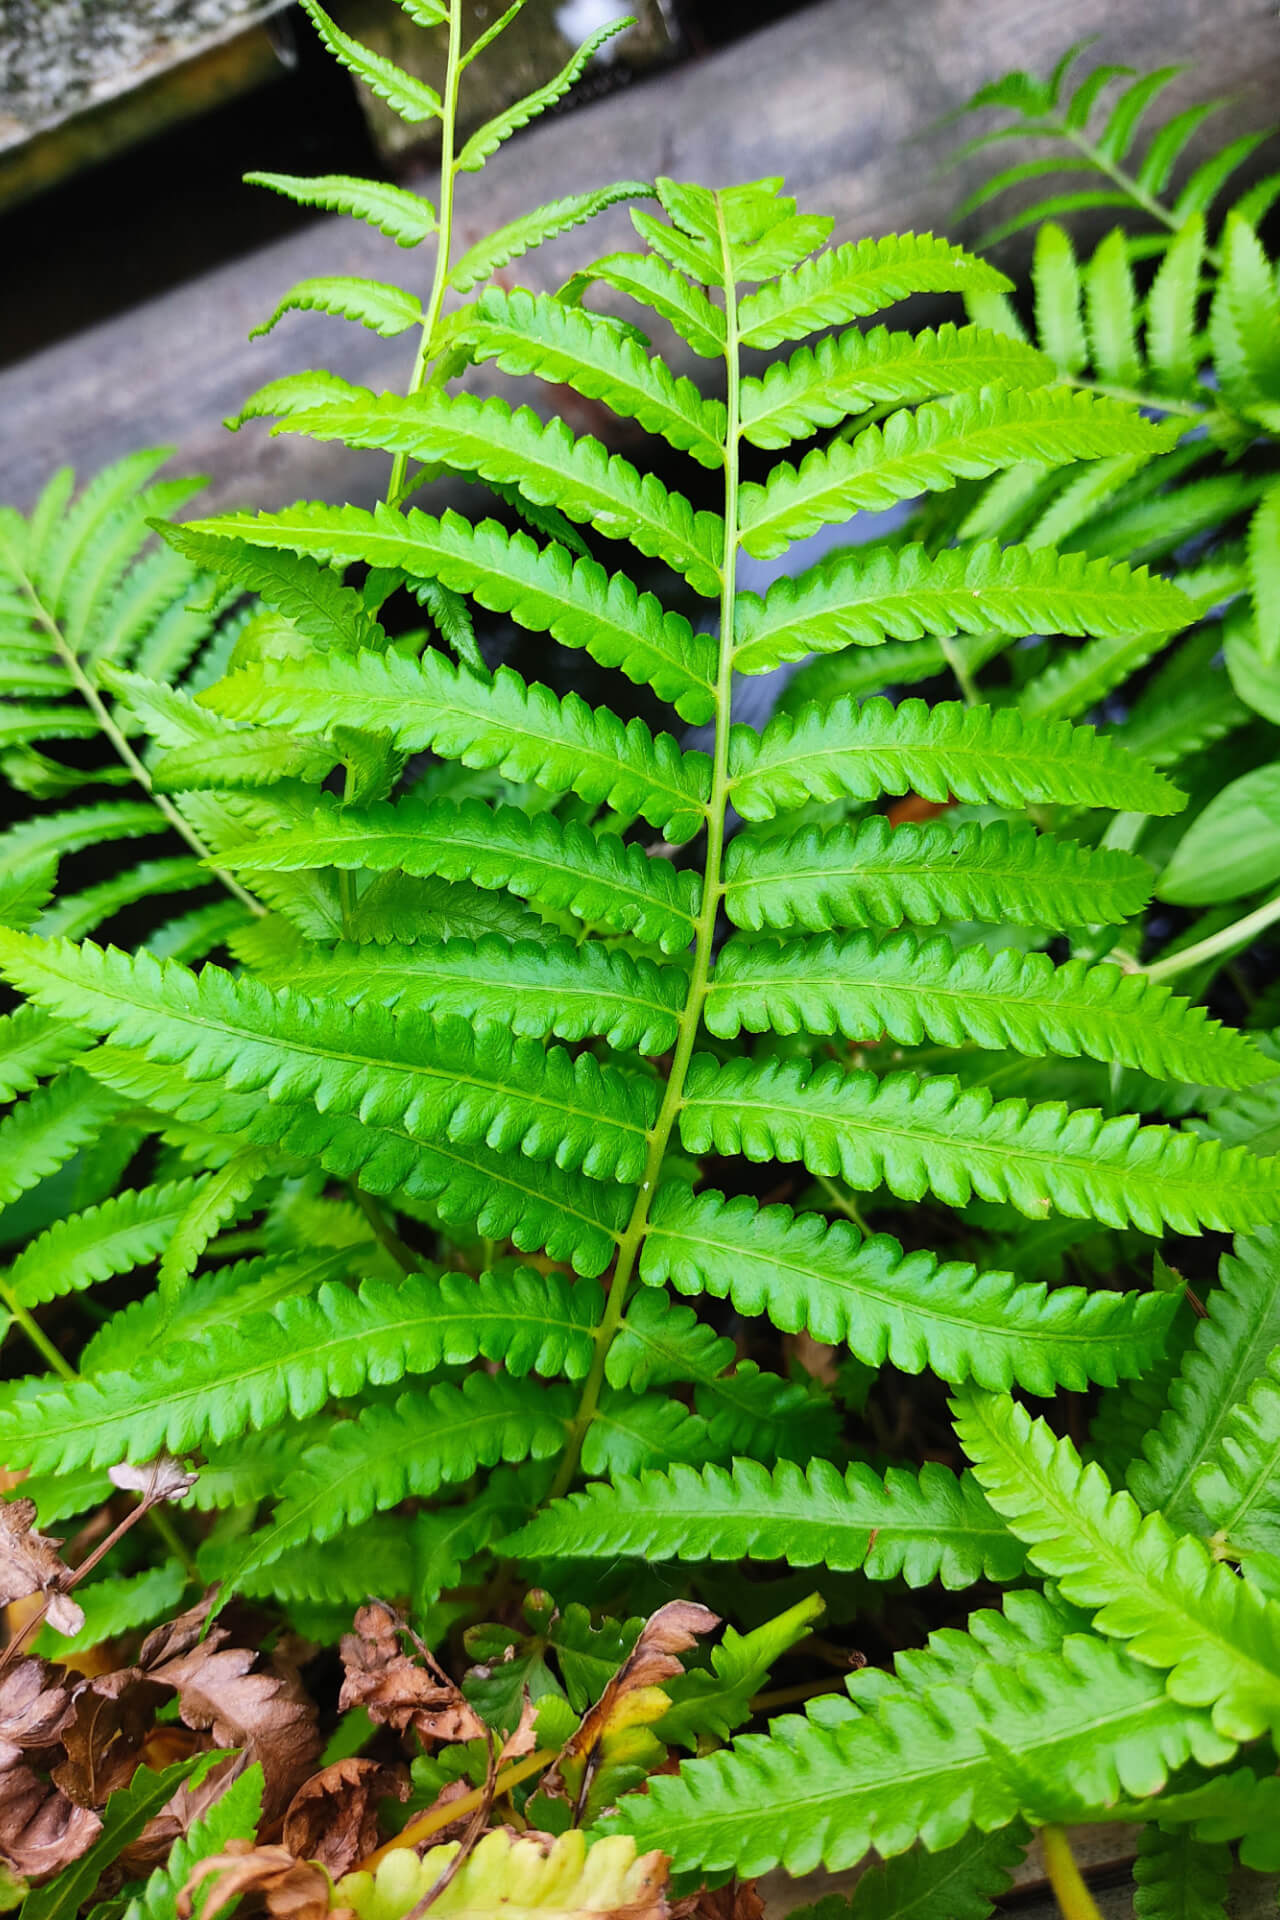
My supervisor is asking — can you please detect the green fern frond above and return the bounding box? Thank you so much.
[0,1269,599,1473]
[0,932,657,1184]
[954,1387,1280,1740]
[1193,1355,1280,1560]
[243,170,435,245]
[448,182,653,291]
[158,521,386,654]
[605,1285,734,1392]
[739,324,1053,450]
[122,1767,265,1920]
[1133,1826,1231,1920]
[732,538,1190,674]
[35,1561,188,1659]
[1130,1233,1280,1527]
[457,288,727,467]
[296,0,441,121]
[574,251,726,358]
[242,929,686,1054]
[0,1003,86,1100]
[729,696,1183,820]
[657,1593,825,1753]
[221,792,699,951]
[221,1373,573,1586]
[505,1456,1024,1588]
[722,816,1153,934]
[641,1183,1176,1393]
[707,931,1273,1087]
[610,1628,1230,1877]
[277,390,724,595]
[0,1068,122,1210]
[738,389,1182,559]
[5,1177,201,1307]
[188,500,716,719]
[455,16,631,170]
[796,1825,1028,1920]
[250,275,423,341]
[1210,216,1280,417]
[679,1055,1280,1234]
[736,234,1012,349]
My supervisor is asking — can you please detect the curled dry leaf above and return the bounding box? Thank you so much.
[339,1601,485,1748]
[559,1601,720,1769]
[121,1749,242,1878]
[672,1880,766,1920]
[0,1498,84,1638]
[282,1758,408,1879]
[140,1597,320,1819]
[0,1657,73,1762]
[178,1839,339,1920]
[108,1456,200,1506]
[0,1760,102,1883]
[53,1669,168,1806]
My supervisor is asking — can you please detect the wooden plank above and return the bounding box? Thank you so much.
[2,0,1278,513]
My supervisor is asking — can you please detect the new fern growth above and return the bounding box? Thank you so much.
[7,8,1280,1914]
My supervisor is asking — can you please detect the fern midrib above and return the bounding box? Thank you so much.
[388,0,462,505]
[544,196,745,1502]
[4,551,262,918]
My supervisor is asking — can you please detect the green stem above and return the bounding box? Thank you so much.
[1061,372,1209,419]
[14,563,263,917]
[351,1184,420,1274]
[1060,125,1222,268]
[545,197,744,1504]
[1143,891,1280,983]
[937,632,980,705]
[1041,1826,1105,1920]
[387,0,464,508]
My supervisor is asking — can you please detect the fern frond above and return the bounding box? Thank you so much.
[449,182,653,291]
[1192,1356,1280,1559]
[5,1178,201,1307]
[223,792,699,951]
[34,858,212,942]
[296,0,441,120]
[610,1628,1230,1876]
[0,931,657,1184]
[205,647,711,841]
[505,1457,1023,1588]
[1209,216,1280,417]
[1147,216,1205,395]
[802,1825,1028,1920]
[0,1068,122,1209]
[732,538,1190,674]
[188,501,715,721]
[278,390,724,595]
[250,275,422,340]
[737,234,1013,349]
[738,389,1181,559]
[1130,1232,1280,1528]
[222,1374,572,1585]
[954,1387,1280,1740]
[679,1055,1280,1234]
[243,930,686,1054]
[0,1003,86,1100]
[455,17,630,170]
[85,1039,630,1276]
[722,816,1153,934]
[122,1767,265,1920]
[657,1593,825,1752]
[457,288,727,467]
[707,931,1273,1087]
[159,521,386,654]
[578,251,726,358]
[641,1184,1176,1393]
[244,170,435,244]
[740,324,1052,450]
[36,1561,188,1659]
[0,1270,598,1473]
[729,696,1183,820]
[1133,1826,1231,1920]
[606,1285,735,1391]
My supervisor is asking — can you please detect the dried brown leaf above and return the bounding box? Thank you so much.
[0,1658,73,1761]
[0,1498,84,1637]
[0,1761,102,1883]
[282,1758,408,1878]
[53,1669,168,1807]
[140,1597,320,1819]
[178,1840,335,1920]
[672,1880,765,1920]
[108,1457,199,1506]
[339,1602,485,1749]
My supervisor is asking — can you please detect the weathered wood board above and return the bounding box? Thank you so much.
[2,0,1278,513]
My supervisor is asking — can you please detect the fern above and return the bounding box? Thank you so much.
[8,20,1280,1907]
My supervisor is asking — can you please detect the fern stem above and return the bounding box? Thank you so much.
[544,196,744,1504]
[1061,373,1208,419]
[1041,1826,1106,1920]
[11,562,263,917]
[0,1277,75,1379]
[350,1183,420,1273]
[388,0,463,507]
[1059,126,1222,268]
[358,1747,556,1869]
[1144,890,1280,982]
